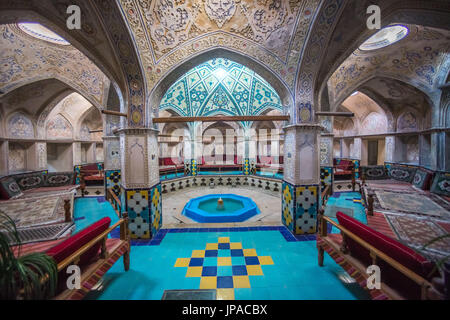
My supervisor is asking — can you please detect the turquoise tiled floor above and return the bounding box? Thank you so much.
[73,197,119,235]
[325,192,367,234]
[75,194,370,300]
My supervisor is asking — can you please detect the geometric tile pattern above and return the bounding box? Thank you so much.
[320,166,333,193]
[150,183,162,237]
[126,190,150,239]
[191,159,198,176]
[281,182,294,233]
[295,185,318,235]
[174,237,273,293]
[282,181,319,235]
[106,170,121,196]
[74,165,82,184]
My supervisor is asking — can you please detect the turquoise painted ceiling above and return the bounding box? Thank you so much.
[160,58,283,118]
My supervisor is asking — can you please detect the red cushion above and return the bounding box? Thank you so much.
[46,217,111,266]
[162,158,175,166]
[336,212,434,299]
[82,164,98,171]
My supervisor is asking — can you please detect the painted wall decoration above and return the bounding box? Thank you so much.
[80,123,91,141]
[361,112,388,135]
[0,24,109,107]
[8,143,26,172]
[160,58,283,123]
[397,111,419,132]
[46,114,73,139]
[118,0,322,90]
[8,113,34,139]
[37,143,47,169]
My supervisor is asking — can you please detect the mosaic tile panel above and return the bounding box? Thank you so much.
[150,184,162,237]
[320,166,333,193]
[126,189,150,239]
[243,158,256,175]
[281,181,294,233]
[105,170,121,197]
[295,185,318,235]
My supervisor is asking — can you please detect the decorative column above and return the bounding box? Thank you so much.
[319,117,334,196]
[282,124,321,235]
[243,127,256,175]
[73,142,82,184]
[119,128,162,240]
[104,136,121,196]
[184,123,198,176]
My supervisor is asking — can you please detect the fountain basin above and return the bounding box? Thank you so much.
[182,194,260,223]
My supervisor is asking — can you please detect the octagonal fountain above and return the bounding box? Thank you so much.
[182,194,260,223]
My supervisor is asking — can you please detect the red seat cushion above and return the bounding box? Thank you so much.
[336,212,434,299]
[46,217,111,266]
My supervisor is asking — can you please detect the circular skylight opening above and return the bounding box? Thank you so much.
[359,25,408,51]
[18,22,70,45]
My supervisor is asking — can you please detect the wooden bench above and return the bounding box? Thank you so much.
[316,212,438,300]
[50,214,130,300]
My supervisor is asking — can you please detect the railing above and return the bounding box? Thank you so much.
[106,188,122,217]
[317,214,432,299]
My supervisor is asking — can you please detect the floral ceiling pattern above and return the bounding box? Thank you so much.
[159,58,283,120]
[329,25,450,105]
[0,24,109,108]
[118,0,321,91]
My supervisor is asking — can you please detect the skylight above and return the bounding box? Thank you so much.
[359,25,409,51]
[18,22,70,45]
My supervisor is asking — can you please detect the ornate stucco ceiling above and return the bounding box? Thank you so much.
[0,23,110,108]
[328,24,450,106]
[118,0,321,91]
[159,57,283,120]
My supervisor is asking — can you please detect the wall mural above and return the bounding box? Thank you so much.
[118,0,322,91]
[397,111,419,132]
[159,58,283,125]
[360,112,387,135]
[8,113,34,138]
[0,24,109,107]
[80,123,91,141]
[46,114,73,139]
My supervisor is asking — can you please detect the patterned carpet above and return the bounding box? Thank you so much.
[364,187,450,219]
[385,215,450,259]
[0,191,75,244]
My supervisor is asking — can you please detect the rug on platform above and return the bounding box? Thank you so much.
[386,215,450,259]
[364,187,450,219]
[0,192,73,229]
[3,222,74,245]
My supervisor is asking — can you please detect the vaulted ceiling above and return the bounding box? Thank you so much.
[118,0,321,92]
[159,58,283,120]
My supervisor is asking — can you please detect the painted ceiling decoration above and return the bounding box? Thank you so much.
[329,24,450,106]
[17,22,70,46]
[159,58,283,125]
[359,25,409,51]
[118,0,321,91]
[0,24,109,108]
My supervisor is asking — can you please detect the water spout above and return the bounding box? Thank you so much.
[217,197,225,211]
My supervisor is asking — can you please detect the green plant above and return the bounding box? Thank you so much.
[420,233,450,277]
[0,210,58,300]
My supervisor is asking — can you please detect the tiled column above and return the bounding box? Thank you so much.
[104,136,121,196]
[73,142,82,184]
[319,117,334,196]
[243,127,256,175]
[184,124,198,176]
[282,124,322,235]
[119,128,162,240]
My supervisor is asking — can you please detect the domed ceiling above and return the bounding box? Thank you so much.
[159,58,283,119]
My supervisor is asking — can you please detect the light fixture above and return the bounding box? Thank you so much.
[359,25,409,51]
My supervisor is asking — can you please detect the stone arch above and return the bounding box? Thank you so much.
[315,0,450,111]
[45,113,73,140]
[148,48,294,126]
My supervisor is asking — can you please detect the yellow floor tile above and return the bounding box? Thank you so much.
[206,243,218,250]
[246,265,263,276]
[258,256,274,265]
[174,258,190,267]
[186,266,203,277]
[200,276,217,289]
[218,237,230,243]
[217,257,232,266]
[243,249,257,256]
[230,242,242,249]
[216,289,235,300]
[192,250,205,258]
[233,276,250,288]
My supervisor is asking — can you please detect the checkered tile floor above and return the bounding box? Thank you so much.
[174,237,274,291]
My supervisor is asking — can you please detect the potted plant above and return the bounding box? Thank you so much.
[0,210,58,300]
